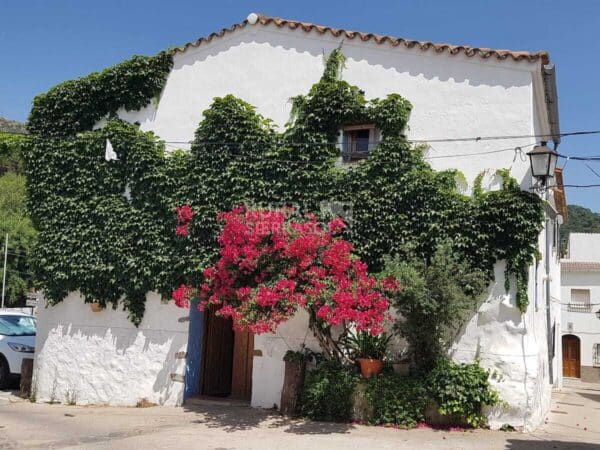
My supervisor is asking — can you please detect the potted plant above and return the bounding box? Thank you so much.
[342,331,390,378]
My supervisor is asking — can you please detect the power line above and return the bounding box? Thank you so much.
[5,128,600,145]
[558,154,600,161]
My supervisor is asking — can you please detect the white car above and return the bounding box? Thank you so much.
[0,312,36,388]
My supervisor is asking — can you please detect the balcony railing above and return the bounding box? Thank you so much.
[567,302,592,313]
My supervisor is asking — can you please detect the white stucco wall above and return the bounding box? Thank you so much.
[450,218,561,431]
[567,233,600,261]
[561,271,600,367]
[33,292,189,406]
[119,22,543,191]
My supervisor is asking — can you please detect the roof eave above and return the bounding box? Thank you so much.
[172,13,551,66]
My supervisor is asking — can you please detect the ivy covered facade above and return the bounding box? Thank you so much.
[28,14,563,430]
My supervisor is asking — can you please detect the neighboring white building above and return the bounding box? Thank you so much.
[33,13,566,430]
[561,233,600,383]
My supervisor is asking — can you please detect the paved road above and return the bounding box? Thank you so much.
[0,381,598,449]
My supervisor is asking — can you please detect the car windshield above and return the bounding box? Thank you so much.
[0,315,36,337]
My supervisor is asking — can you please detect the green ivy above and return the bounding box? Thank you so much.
[24,121,186,324]
[24,48,543,323]
[28,52,173,136]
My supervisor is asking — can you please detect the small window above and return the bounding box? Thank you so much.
[569,289,592,312]
[594,344,600,367]
[340,125,379,162]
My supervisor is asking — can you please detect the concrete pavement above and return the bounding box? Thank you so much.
[0,381,598,449]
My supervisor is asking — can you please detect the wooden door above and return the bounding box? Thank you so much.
[201,308,235,396]
[562,335,581,378]
[230,330,254,400]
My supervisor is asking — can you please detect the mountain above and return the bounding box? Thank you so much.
[561,204,600,254]
[0,117,27,134]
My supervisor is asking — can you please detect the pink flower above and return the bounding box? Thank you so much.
[328,217,346,234]
[172,284,193,308]
[175,205,195,236]
[173,206,391,336]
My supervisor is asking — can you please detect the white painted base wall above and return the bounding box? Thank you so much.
[450,261,555,432]
[250,310,320,409]
[32,226,560,430]
[33,292,190,406]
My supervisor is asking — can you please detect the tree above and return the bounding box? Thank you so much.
[172,206,398,362]
[561,204,600,255]
[381,243,487,372]
[0,132,25,175]
[0,172,36,305]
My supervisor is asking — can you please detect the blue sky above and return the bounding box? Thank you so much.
[2,0,600,211]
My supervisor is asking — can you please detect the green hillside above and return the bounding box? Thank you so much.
[561,204,600,254]
[0,117,27,134]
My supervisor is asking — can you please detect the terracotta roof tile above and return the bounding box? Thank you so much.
[561,261,600,272]
[173,13,550,65]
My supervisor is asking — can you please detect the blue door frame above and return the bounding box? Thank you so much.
[184,300,204,401]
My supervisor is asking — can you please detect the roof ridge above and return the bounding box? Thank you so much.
[173,13,550,65]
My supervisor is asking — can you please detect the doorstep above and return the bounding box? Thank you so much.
[184,395,250,407]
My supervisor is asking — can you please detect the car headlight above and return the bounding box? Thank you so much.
[7,342,34,353]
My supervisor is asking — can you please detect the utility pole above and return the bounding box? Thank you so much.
[1,234,7,309]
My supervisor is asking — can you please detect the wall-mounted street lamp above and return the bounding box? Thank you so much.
[527,142,559,190]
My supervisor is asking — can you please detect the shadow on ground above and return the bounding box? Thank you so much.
[576,392,600,403]
[183,402,354,435]
[507,440,600,449]
[0,377,21,398]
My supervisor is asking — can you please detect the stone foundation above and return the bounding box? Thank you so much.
[581,366,600,383]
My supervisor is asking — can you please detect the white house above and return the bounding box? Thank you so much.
[561,233,600,383]
[32,13,566,430]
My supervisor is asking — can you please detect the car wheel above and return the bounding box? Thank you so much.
[0,356,9,389]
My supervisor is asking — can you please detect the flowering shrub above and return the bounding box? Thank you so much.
[172,206,398,360]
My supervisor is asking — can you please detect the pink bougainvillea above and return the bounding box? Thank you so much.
[172,206,398,347]
[175,205,195,236]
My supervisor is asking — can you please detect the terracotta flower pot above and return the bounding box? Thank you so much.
[358,358,384,378]
[90,302,103,312]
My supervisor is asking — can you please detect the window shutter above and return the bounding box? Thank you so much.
[571,289,591,304]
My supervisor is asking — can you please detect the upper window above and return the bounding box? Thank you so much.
[594,344,600,367]
[340,125,379,162]
[568,289,592,312]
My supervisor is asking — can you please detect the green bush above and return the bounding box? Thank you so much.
[382,243,487,372]
[299,358,501,428]
[301,361,357,422]
[427,359,500,427]
[364,372,428,427]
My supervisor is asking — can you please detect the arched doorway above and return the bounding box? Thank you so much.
[562,334,581,378]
